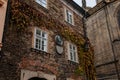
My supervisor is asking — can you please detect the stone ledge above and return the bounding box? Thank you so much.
[31,48,50,54]
[68,60,79,66]
[30,48,52,58]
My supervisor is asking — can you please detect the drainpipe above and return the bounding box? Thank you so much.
[82,7,91,80]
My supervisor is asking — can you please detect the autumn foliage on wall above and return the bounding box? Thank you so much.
[10,0,96,79]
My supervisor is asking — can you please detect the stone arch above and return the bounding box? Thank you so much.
[28,77,47,80]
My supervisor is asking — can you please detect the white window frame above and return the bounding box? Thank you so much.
[68,43,78,63]
[65,8,74,25]
[35,0,47,8]
[34,28,48,52]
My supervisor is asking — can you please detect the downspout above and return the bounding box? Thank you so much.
[82,8,91,80]
[82,0,88,79]
[82,14,87,80]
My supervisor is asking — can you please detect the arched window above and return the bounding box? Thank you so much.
[29,77,47,80]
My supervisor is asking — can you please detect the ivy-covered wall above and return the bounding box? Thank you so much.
[0,0,96,80]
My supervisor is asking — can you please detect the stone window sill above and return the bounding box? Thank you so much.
[31,48,48,53]
[68,60,79,65]
[65,21,75,27]
[30,48,52,57]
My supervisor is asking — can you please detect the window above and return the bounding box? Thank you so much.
[35,0,47,8]
[34,28,47,52]
[65,9,74,24]
[68,43,78,62]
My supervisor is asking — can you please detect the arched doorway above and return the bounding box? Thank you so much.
[29,77,47,80]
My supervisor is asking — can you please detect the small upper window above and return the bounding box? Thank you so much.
[34,28,48,52]
[65,9,74,25]
[35,0,47,8]
[68,43,78,62]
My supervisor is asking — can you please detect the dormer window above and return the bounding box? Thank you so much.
[65,9,74,25]
[35,0,47,8]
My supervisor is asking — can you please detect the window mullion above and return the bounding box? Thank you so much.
[40,32,42,50]
[72,50,75,61]
[74,50,76,62]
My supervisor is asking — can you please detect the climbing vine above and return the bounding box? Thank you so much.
[10,0,96,79]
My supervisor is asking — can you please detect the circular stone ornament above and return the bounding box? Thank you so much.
[55,35,63,46]
[55,35,64,54]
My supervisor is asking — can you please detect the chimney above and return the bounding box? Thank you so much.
[82,0,86,9]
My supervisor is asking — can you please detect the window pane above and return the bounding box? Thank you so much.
[73,46,75,50]
[70,52,73,60]
[42,32,45,37]
[69,15,72,24]
[73,52,76,61]
[36,29,41,36]
[42,45,44,51]
[35,38,39,48]
[69,44,72,49]
[38,39,41,49]
[42,39,44,45]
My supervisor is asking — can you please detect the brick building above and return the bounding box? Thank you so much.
[0,0,95,80]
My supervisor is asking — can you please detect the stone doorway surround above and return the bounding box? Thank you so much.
[21,69,56,80]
